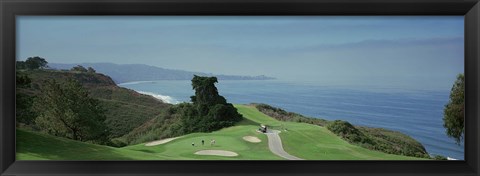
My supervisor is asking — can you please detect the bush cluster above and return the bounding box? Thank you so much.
[326,120,373,144]
[255,103,328,126]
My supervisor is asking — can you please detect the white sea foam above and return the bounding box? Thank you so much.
[118,81,156,86]
[137,91,180,104]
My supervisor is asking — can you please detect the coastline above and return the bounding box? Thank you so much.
[119,80,464,160]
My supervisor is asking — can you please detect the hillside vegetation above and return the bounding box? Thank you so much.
[17,69,244,147]
[16,69,171,146]
[254,103,329,126]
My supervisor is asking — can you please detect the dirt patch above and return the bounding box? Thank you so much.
[243,136,261,143]
[194,150,239,157]
[145,137,181,146]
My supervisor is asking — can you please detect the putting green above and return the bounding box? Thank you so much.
[124,124,283,160]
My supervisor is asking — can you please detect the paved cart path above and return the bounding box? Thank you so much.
[265,130,303,160]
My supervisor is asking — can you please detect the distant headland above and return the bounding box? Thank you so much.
[49,63,275,84]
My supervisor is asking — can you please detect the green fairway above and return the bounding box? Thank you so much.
[234,104,427,160]
[17,104,427,160]
[234,105,283,126]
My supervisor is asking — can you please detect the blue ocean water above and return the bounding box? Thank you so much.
[119,80,464,160]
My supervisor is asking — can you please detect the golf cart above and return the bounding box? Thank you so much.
[259,124,267,133]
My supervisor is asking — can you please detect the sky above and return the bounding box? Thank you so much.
[17,16,464,90]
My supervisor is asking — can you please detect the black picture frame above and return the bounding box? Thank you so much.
[1,0,479,175]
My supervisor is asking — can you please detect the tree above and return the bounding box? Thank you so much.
[87,67,96,73]
[33,78,110,143]
[443,74,465,144]
[25,56,48,70]
[16,71,31,87]
[16,72,36,124]
[190,76,227,115]
[179,75,242,133]
[71,65,88,72]
[16,61,27,70]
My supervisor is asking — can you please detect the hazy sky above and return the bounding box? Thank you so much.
[17,16,464,89]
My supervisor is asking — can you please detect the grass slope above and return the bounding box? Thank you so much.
[234,105,427,160]
[16,129,171,160]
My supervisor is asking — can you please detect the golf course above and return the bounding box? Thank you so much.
[17,104,426,160]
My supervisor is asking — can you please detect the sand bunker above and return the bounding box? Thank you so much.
[243,136,261,143]
[194,150,239,157]
[145,137,181,146]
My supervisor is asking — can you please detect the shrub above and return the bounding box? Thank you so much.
[254,103,328,126]
[109,138,128,148]
[326,120,372,144]
[432,155,448,160]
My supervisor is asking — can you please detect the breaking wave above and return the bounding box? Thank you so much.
[118,81,156,86]
[137,91,180,104]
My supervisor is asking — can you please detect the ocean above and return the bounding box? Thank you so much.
[119,79,465,160]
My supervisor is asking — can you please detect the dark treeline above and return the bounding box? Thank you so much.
[16,56,48,70]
